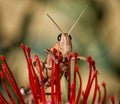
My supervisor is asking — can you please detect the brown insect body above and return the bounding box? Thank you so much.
[42,33,72,87]
[40,5,88,86]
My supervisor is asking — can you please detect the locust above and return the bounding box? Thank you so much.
[20,5,88,103]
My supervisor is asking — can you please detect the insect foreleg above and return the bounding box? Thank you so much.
[44,48,58,64]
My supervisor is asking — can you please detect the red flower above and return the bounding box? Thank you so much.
[0,43,119,104]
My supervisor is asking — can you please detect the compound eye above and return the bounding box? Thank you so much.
[69,35,72,40]
[57,34,62,41]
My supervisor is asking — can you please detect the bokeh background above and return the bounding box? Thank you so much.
[0,0,120,103]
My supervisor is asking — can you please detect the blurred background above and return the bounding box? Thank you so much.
[0,0,120,103]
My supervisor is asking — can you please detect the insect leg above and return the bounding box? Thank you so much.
[71,56,86,61]
[77,56,86,60]
[44,48,58,64]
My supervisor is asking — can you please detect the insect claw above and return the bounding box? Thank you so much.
[20,87,26,95]
[71,56,87,61]
[20,86,31,96]
[77,56,87,61]
[33,61,37,66]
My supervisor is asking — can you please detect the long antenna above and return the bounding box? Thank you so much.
[47,13,63,33]
[68,5,88,35]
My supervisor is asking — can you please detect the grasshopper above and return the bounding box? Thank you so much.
[20,5,88,103]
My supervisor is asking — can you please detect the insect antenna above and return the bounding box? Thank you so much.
[47,13,63,33]
[68,5,88,35]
